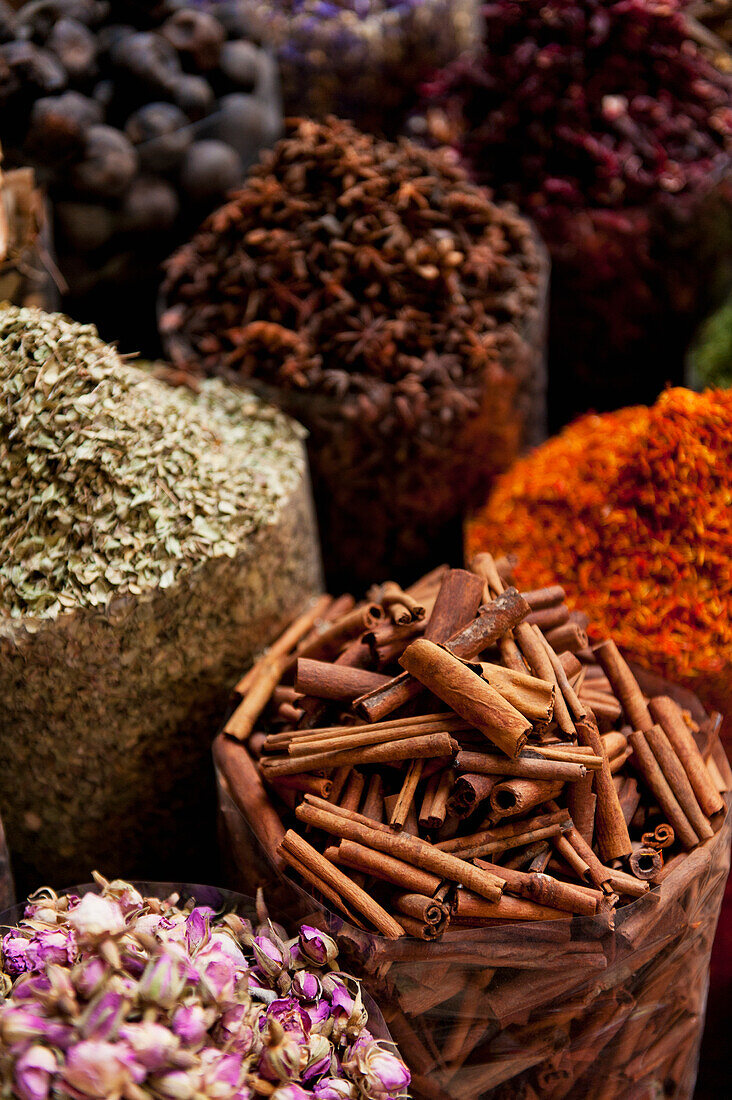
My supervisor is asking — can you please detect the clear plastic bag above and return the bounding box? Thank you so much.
[214,671,732,1099]
[236,234,548,588]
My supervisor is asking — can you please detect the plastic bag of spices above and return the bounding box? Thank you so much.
[212,561,732,1099]
[230,0,482,134]
[0,307,322,894]
[160,116,549,587]
[0,878,410,1099]
[416,0,732,424]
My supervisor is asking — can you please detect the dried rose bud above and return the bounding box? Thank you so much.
[271,1086,313,1100]
[13,1044,57,1100]
[61,1040,139,1098]
[172,1002,211,1046]
[252,935,286,980]
[313,1080,356,1100]
[259,1018,302,1083]
[78,988,130,1041]
[302,1033,332,1082]
[138,947,191,1010]
[298,928,336,969]
[344,1039,412,1100]
[119,1021,183,1072]
[291,971,322,1002]
[65,894,126,942]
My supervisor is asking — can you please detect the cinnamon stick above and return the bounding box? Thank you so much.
[455,749,587,783]
[454,890,572,922]
[627,730,699,849]
[329,838,442,895]
[644,724,713,841]
[447,773,499,819]
[545,621,589,654]
[212,734,285,869]
[594,640,653,730]
[649,695,725,817]
[629,844,663,881]
[521,585,566,610]
[526,604,570,631]
[279,830,405,938]
[473,859,599,916]
[261,730,457,777]
[353,569,485,720]
[576,717,632,860]
[294,659,389,701]
[400,639,530,757]
[476,661,555,723]
[391,759,425,830]
[490,778,565,819]
[295,801,505,902]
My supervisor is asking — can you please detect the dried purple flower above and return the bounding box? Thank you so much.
[0,880,409,1099]
[13,1044,57,1100]
[298,928,337,969]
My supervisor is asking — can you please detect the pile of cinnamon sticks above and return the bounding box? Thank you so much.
[214,555,730,942]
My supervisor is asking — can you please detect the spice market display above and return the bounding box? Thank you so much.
[1,0,732,1097]
[236,0,481,133]
[160,116,546,584]
[417,0,732,418]
[0,305,322,892]
[467,388,732,734]
[214,555,731,1098]
[0,0,282,348]
[0,875,411,1100]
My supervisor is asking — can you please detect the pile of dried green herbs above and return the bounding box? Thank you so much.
[0,306,306,620]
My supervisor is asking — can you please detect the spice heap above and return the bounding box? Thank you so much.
[217,555,728,937]
[161,116,545,583]
[0,875,411,1100]
[418,0,732,415]
[0,305,321,890]
[238,0,480,132]
[215,556,731,1098]
[0,307,304,618]
[0,0,281,347]
[467,388,732,727]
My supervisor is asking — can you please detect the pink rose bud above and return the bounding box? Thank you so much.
[291,971,321,1002]
[14,1044,57,1100]
[313,1081,356,1100]
[119,1020,181,1071]
[0,1006,49,1045]
[154,1070,196,1099]
[72,958,108,999]
[138,948,190,1010]
[2,934,35,977]
[79,990,129,1041]
[301,1033,332,1081]
[270,1086,313,1100]
[172,1003,210,1046]
[298,928,337,968]
[62,1040,137,1098]
[66,895,126,941]
[252,936,284,979]
[345,1041,411,1099]
[184,908,212,956]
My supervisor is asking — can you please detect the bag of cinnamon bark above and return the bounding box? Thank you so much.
[213,563,731,1099]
